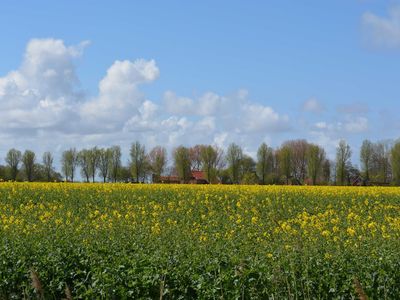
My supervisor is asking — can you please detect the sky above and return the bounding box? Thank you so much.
[1,0,400,166]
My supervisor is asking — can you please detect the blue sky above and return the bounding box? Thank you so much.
[0,0,400,164]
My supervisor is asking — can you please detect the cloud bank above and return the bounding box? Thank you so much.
[0,38,293,158]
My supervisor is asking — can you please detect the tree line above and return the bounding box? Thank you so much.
[1,138,400,185]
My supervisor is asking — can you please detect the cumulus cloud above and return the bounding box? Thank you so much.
[362,6,400,49]
[0,38,296,162]
[241,104,290,133]
[81,59,159,128]
[163,91,227,116]
[162,89,290,133]
[0,38,87,133]
[163,91,195,115]
[122,100,160,132]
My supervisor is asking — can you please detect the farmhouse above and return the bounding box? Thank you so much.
[154,170,210,184]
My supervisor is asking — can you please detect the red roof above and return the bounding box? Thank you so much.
[191,170,206,180]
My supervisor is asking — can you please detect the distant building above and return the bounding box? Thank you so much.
[153,170,210,184]
[189,170,209,184]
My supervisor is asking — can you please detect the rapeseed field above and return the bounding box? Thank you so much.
[1,183,399,298]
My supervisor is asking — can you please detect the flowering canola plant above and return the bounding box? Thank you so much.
[0,183,400,298]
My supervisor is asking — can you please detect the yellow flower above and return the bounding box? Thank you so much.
[347,227,356,236]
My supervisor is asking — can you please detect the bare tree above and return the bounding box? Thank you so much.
[42,151,54,181]
[189,145,203,171]
[336,140,352,185]
[284,139,308,184]
[149,146,167,182]
[174,146,191,183]
[6,149,22,181]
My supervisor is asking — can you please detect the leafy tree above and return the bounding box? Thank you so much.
[360,139,373,183]
[89,147,100,183]
[391,141,400,185]
[372,141,392,184]
[174,146,191,183]
[42,151,54,182]
[307,144,325,185]
[241,172,258,185]
[130,141,148,183]
[277,145,292,184]
[322,159,331,184]
[149,146,167,182]
[34,163,63,182]
[226,143,243,184]
[256,143,273,185]
[78,149,91,183]
[5,149,22,181]
[336,140,352,185]
[22,150,36,182]
[98,148,112,183]
[200,145,223,183]
[109,146,122,183]
[61,148,78,182]
[0,165,7,180]
[241,155,256,181]
[119,166,132,182]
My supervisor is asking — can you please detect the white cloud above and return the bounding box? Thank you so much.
[3,38,370,167]
[81,59,159,127]
[163,91,195,115]
[302,98,324,113]
[0,38,86,133]
[344,117,368,133]
[314,122,327,129]
[162,89,290,134]
[241,104,290,133]
[312,116,368,135]
[197,92,224,116]
[122,100,159,132]
[362,6,400,49]
[163,91,229,117]
[0,37,381,169]
[195,116,216,131]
